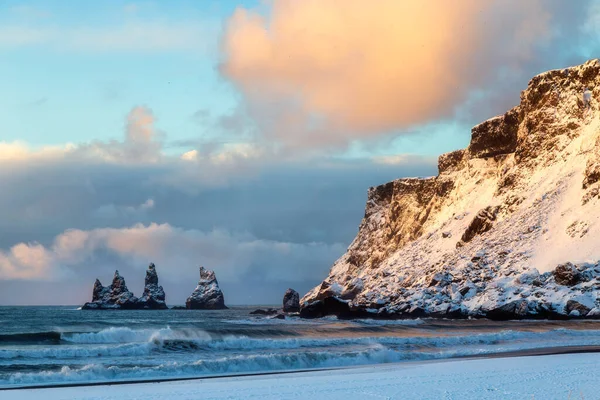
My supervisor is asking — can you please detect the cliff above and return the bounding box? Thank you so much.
[302,59,600,320]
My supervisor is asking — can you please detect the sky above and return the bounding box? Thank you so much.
[1,0,599,305]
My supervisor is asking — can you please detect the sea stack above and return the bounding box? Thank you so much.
[185,267,227,309]
[301,59,600,320]
[282,288,300,312]
[138,263,168,309]
[82,270,139,310]
[82,263,168,310]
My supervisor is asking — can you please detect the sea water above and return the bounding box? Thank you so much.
[2,306,600,388]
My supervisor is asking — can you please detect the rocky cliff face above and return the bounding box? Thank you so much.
[82,264,168,310]
[302,59,600,320]
[186,267,227,309]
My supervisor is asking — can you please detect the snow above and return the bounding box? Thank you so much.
[7,353,600,399]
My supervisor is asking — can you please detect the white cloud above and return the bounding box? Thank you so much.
[180,149,198,161]
[0,141,75,162]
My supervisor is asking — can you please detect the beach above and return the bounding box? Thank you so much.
[5,352,600,400]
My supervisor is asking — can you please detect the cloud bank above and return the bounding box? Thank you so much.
[0,104,436,304]
[221,0,595,148]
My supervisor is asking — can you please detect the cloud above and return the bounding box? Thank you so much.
[221,0,595,149]
[93,198,154,220]
[0,99,436,303]
[0,223,346,303]
[0,141,75,162]
[0,242,57,280]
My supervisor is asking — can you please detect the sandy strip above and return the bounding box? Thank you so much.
[5,351,600,400]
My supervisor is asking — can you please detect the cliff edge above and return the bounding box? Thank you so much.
[302,59,600,320]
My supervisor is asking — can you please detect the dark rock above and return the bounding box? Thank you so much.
[340,278,364,300]
[407,305,427,318]
[486,300,530,320]
[300,300,325,319]
[553,263,583,286]
[250,308,278,316]
[186,267,227,310]
[170,306,187,310]
[428,272,452,287]
[82,270,140,310]
[299,297,353,319]
[458,206,499,246]
[583,158,600,189]
[468,107,519,159]
[323,297,352,318]
[458,285,472,296]
[283,288,300,312]
[270,313,286,320]
[138,263,168,309]
[566,300,591,317]
[92,279,109,302]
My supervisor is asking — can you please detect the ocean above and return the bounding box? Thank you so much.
[2,306,600,389]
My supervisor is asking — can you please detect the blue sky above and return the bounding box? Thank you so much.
[0,0,240,148]
[0,0,598,305]
[0,0,472,158]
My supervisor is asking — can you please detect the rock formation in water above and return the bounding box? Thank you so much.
[138,263,168,309]
[82,263,168,310]
[185,267,227,309]
[283,288,300,312]
[82,270,140,310]
[302,59,600,320]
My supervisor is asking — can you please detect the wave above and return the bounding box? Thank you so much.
[0,343,154,360]
[204,328,600,351]
[61,327,211,344]
[2,327,600,361]
[1,347,439,386]
[6,337,600,388]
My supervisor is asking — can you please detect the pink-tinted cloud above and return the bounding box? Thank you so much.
[221,0,553,148]
[0,223,344,284]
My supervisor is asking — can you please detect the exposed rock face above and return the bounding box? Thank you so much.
[283,289,300,312]
[302,59,600,320]
[553,263,583,286]
[138,263,168,309]
[82,264,168,310]
[185,267,227,310]
[438,150,466,174]
[457,206,499,247]
[468,108,519,159]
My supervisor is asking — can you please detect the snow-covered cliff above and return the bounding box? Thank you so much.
[302,59,600,320]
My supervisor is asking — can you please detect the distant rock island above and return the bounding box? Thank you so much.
[186,267,227,309]
[82,263,167,310]
[249,288,300,319]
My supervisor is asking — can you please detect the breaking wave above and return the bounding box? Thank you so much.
[2,327,600,362]
[7,333,600,388]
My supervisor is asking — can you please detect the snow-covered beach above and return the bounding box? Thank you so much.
[6,352,600,400]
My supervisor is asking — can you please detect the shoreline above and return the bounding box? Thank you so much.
[6,351,600,400]
[4,344,600,392]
